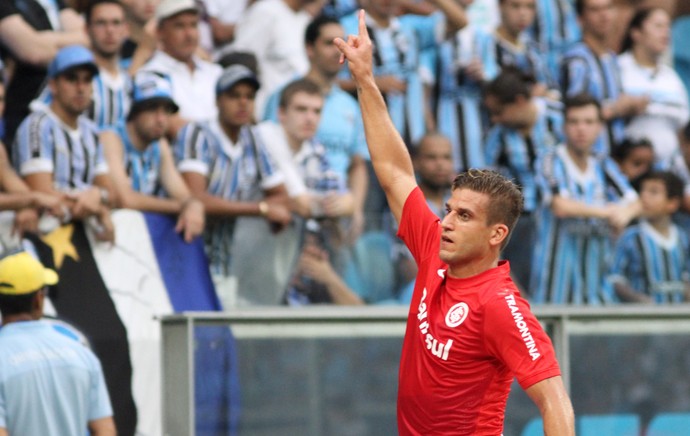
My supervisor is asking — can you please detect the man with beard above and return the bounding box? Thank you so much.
[13,45,115,242]
[100,71,204,242]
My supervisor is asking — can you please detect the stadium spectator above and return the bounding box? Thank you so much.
[560,0,648,156]
[263,15,368,241]
[333,13,575,433]
[493,0,557,98]
[0,77,63,241]
[611,137,655,185]
[141,0,222,135]
[340,0,429,148]
[232,0,314,118]
[618,7,689,166]
[433,0,497,172]
[1,0,88,147]
[175,65,291,308]
[198,0,247,58]
[101,72,204,242]
[32,0,133,129]
[0,251,116,436]
[119,0,159,71]
[609,170,690,303]
[668,121,690,217]
[483,67,564,290]
[530,94,641,304]
[12,45,115,242]
[258,79,358,304]
[528,0,581,83]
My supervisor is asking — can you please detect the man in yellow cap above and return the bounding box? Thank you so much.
[0,251,116,436]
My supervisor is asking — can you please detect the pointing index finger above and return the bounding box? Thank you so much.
[358,9,369,42]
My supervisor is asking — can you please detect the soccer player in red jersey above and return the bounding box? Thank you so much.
[334,10,575,435]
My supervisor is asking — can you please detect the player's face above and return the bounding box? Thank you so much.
[617,146,654,182]
[500,0,536,34]
[133,104,172,143]
[580,0,615,41]
[640,179,675,219]
[88,3,128,59]
[157,11,199,62]
[414,136,454,191]
[633,9,670,57]
[308,23,345,78]
[217,82,257,128]
[439,189,496,267]
[278,91,323,144]
[564,104,602,156]
[121,0,159,24]
[50,69,94,115]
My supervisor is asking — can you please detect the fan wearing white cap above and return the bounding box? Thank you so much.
[0,251,116,436]
[99,72,205,243]
[12,45,116,242]
[139,0,222,137]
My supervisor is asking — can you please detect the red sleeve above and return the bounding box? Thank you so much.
[483,291,561,389]
[397,187,442,265]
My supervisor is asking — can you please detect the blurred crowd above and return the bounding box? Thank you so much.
[1,0,690,307]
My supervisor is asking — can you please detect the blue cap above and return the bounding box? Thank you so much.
[48,45,99,79]
[216,65,260,95]
[128,72,180,119]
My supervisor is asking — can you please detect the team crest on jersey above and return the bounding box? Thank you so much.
[445,302,469,328]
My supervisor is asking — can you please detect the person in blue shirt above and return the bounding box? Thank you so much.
[493,0,557,98]
[483,67,564,290]
[528,0,581,84]
[609,171,690,303]
[100,71,205,243]
[530,94,641,304]
[0,250,115,436]
[13,45,115,242]
[560,0,648,156]
[175,64,291,307]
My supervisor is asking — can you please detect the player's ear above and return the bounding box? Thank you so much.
[489,223,509,248]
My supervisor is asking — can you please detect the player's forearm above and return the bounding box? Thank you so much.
[356,77,414,192]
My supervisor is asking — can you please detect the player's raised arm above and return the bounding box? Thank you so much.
[334,9,417,223]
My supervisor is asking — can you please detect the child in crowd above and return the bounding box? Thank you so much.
[609,171,690,303]
[612,137,655,187]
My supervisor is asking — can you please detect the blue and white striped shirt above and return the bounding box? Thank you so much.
[609,220,690,303]
[111,121,163,196]
[340,11,427,146]
[528,0,580,82]
[175,120,284,274]
[13,108,108,191]
[530,144,638,305]
[484,99,564,212]
[434,25,498,171]
[560,42,625,156]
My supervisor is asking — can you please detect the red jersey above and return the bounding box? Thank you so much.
[396,188,561,435]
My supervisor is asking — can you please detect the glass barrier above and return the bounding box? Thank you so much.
[161,306,690,436]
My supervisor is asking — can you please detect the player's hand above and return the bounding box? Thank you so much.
[175,198,205,243]
[68,188,102,219]
[334,10,374,83]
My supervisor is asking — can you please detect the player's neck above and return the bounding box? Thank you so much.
[1,313,35,325]
[220,120,241,143]
[447,254,500,279]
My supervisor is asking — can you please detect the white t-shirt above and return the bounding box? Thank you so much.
[231,0,311,118]
[255,120,308,198]
[618,51,690,165]
[141,51,222,123]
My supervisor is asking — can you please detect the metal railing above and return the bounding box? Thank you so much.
[161,305,690,436]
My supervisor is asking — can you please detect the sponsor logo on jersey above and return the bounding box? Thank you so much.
[504,294,541,361]
[417,287,453,361]
[445,302,469,328]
